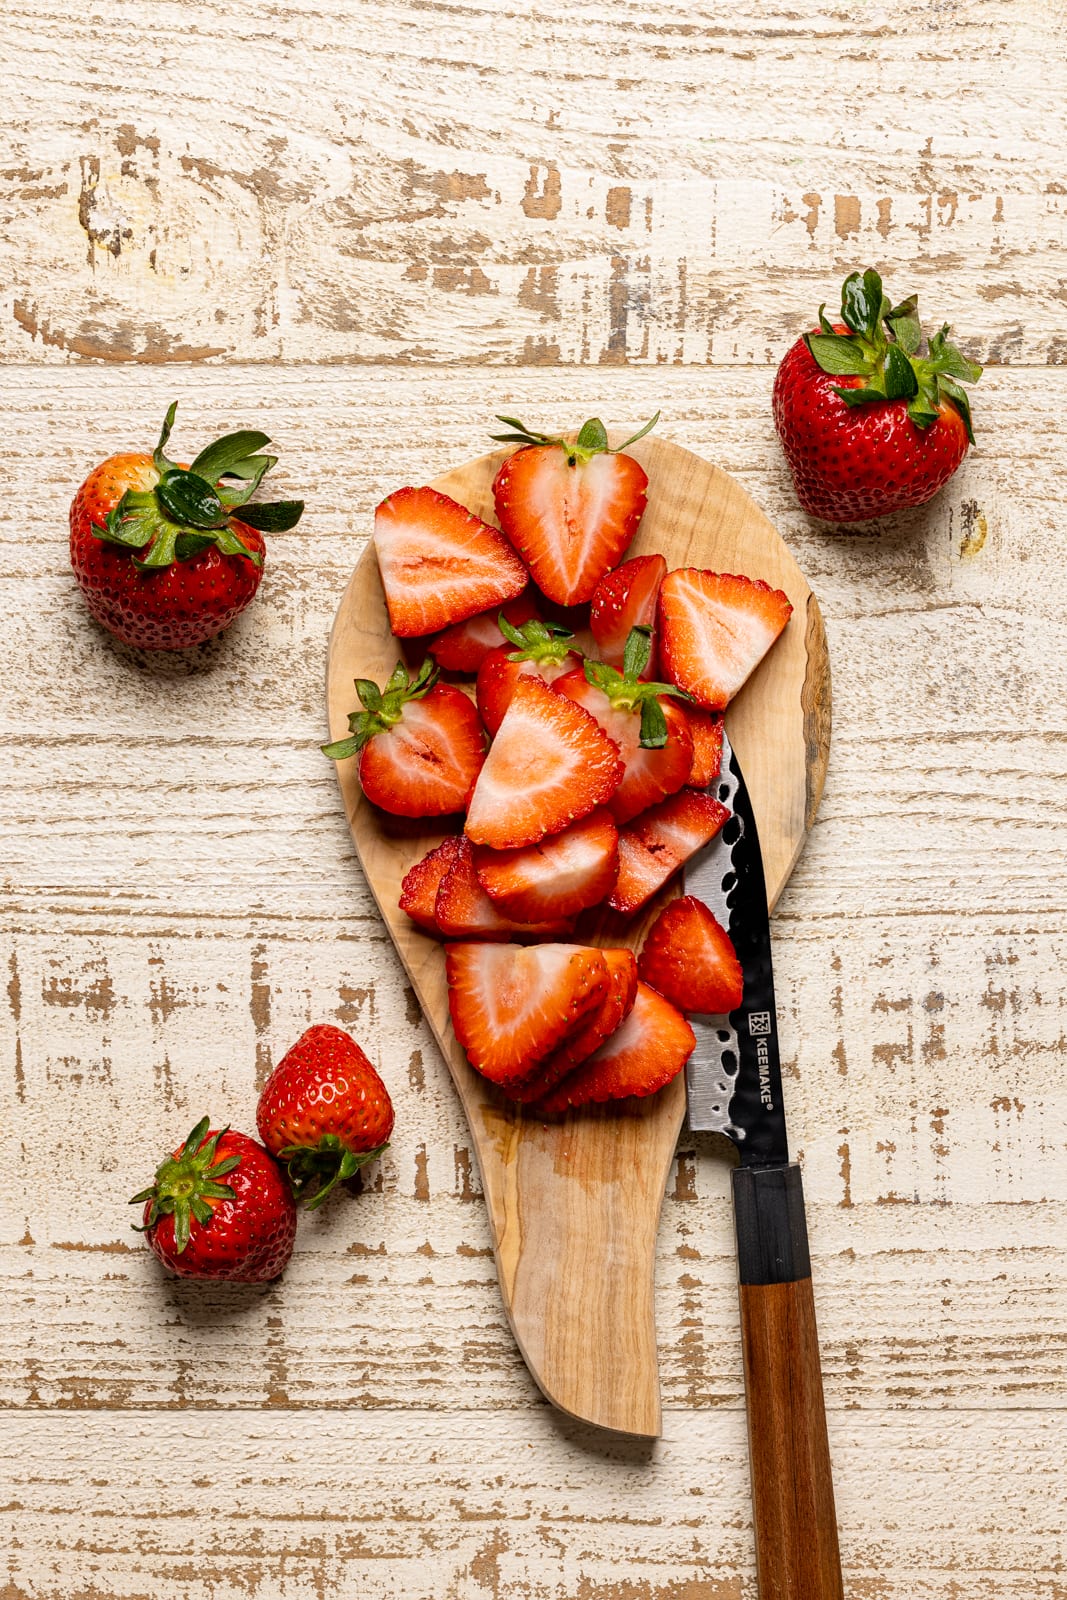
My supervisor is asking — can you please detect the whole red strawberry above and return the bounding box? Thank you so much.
[257,1024,395,1208]
[773,268,982,522]
[130,1117,297,1282]
[70,402,304,649]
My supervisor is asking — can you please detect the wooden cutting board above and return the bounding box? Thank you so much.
[326,435,831,1439]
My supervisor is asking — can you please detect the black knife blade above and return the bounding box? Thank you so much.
[683,727,788,1167]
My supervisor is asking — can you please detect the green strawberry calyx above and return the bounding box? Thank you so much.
[490,411,659,466]
[583,625,686,750]
[93,402,304,571]
[277,1132,390,1210]
[321,658,437,761]
[128,1116,241,1255]
[804,268,983,442]
[498,614,577,668]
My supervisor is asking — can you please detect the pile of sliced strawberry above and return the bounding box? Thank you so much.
[326,415,793,1114]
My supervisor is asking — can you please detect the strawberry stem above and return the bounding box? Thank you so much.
[277,1133,389,1209]
[129,1116,240,1254]
[804,269,982,440]
[584,625,684,748]
[322,658,438,762]
[93,402,304,570]
[498,614,576,666]
[490,412,659,463]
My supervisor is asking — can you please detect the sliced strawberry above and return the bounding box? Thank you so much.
[682,707,724,788]
[324,660,486,818]
[490,414,657,605]
[553,627,693,825]
[510,948,639,1103]
[476,616,583,736]
[472,808,619,922]
[435,838,572,939]
[465,676,624,850]
[398,836,463,931]
[609,789,729,915]
[428,590,539,674]
[446,941,609,1087]
[589,554,667,673]
[638,895,743,1014]
[374,485,528,638]
[658,569,793,711]
[530,982,696,1114]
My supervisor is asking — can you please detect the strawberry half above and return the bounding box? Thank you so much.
[609,789,730,915]
[476,616,584,737]
[510,947,639,1103]
[490,414,658,605]
[589,554,667,673]
[658,569,793,711]
[530,982,696,1114]
[323,659,486,818]
[465,676,624,850]
[428,590,539,674]
[554,626,693,825]
[472,807,619,922]
[682,707,724,788]
[446,941,609,1088]
[435,838,573,939]
[638,895,743,1014]
[398,836,463,931]
[374,485,527,637]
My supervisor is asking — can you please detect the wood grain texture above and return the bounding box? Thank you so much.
[4,1409,1067,1600]
[1,15,1066,1570]
[2,3,1067,368]
[326,436,830,1436]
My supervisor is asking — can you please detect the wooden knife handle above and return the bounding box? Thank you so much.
[732,1163,844,1600]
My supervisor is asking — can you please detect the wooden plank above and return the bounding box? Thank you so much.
[2,903,1064,1411]
[1,3,1066,366]
[0,366,1062,917]
[2,1409,1065,1599]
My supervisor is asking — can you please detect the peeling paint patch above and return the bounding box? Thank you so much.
[521,162,562,220]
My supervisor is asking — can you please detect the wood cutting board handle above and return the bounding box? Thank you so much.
[732,1164,844,1600]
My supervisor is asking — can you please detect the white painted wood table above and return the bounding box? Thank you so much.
[2,3,1065,1596]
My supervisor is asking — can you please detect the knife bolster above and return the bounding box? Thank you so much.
[732,1162,811,1285]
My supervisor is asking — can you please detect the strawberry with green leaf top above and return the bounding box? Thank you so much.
[553,625,694,824]
[773,267,982,522]
[323,658,486,817]
[130,1117,297,1282]
[70,402,303,649]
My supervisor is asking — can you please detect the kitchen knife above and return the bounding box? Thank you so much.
[686,729,844,1600]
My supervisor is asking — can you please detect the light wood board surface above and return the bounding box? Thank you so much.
[2,0,1067,1594]
[326,436,830,1437]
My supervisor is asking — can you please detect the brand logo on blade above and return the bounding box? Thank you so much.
[747,1013,774,1108]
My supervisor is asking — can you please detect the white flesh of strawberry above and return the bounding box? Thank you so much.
[668,582,784,701]
[374,497,523,633]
